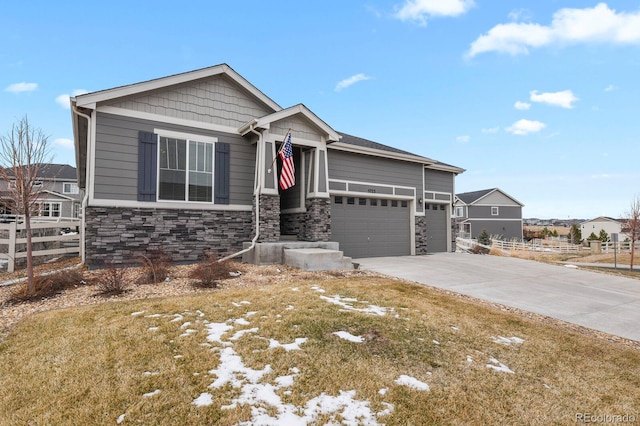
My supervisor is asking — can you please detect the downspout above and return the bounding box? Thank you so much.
[218,126,262,262]
[72,104,91,265]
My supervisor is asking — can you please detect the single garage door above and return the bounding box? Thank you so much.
[331,196,411,258]
[424,203,448,252]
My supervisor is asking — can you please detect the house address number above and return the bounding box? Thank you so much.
[367,189,376,193]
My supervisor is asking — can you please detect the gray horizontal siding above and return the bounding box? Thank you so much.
[469,219,523,241]
[468,205,522,219]
[327,150,423,193]
[93,112,255,205]
[424,169,454,194]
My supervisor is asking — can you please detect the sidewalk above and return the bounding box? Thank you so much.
[561,261,640,271]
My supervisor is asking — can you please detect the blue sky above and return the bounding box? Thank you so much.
[2,1,639,219]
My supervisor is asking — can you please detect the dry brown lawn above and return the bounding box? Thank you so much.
[1,260,639,425]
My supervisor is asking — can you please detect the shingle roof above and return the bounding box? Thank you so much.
[456,188,497,204]
[337,132,423,157]
[4,163,76,181]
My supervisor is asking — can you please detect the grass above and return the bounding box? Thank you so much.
[1,276,639,425]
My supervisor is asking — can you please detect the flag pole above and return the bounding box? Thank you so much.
[267,128,292,173]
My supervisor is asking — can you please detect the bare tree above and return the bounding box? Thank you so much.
[623,194,640,271]
[0,116,51,294]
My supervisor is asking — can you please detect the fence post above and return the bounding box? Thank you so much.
[7,221,16,273]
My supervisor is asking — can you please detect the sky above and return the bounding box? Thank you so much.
[1,0,639,219]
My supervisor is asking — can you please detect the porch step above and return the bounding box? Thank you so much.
[283,248,354,271]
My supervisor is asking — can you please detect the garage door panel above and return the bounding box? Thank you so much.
[425,204,447,253]
[332,196,411,258]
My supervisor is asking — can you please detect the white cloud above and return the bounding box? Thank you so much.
[335,74,372,92]
[467,3,640,57]
[456,135,470,143]
[53,138,74,148]
[56,89,88,109]
[530,90,579,108]
[394,0,474,26]
[508,8,532,22]
[481,127,500,134]
[604,84,617,92]
[5,82,38,93]
[505,119,546,135]
[514,101,531,110]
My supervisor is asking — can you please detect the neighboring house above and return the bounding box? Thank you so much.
[0,163,82,218]
[71,64,464,266]
[454,188,524,241]
[580,217,627,241]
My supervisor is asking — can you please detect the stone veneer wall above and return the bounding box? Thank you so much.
[85,207,252,266]
[302,198,331,242]
[415,216,427,255]
[280,212,305,237]
[254,194,280,242]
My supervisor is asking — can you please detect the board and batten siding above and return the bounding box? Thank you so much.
[424,169,454,194]
[327,150,423,195]
[104,75,272,130]
[93,112,255,205]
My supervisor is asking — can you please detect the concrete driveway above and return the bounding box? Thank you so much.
[356,253,640,342]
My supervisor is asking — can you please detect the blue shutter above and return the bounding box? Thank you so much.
[138,131,157,201]
[214,142,230,204]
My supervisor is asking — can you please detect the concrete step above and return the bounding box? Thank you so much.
[284,248,354,271]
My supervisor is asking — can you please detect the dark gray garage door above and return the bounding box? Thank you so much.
[425,203,448,252]
[331,196,411,258]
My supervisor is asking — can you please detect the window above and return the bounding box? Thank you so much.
[334,196,343,204]
[158,137,213,202]
[38,202,61,217]
[381,199,388,207]
[359,198,367,206]
[440,204,445,211]
[455,207,464,217]
[63,182,79,194]
[401,200,408,208]
[391,200,398,207]
[491,206,499,216]
[73,203,81,218]
[347,197,355,205]
[370,199,378,206]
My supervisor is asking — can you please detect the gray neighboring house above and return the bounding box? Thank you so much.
[0,163,82,218]
[454,188,524,241]
[71,64,464,266]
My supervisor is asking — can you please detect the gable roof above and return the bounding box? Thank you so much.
[456,188,524,206]
[580,216,623,225]
[74,63,282,112]
[240,104,341,143]
[331,132,438,165]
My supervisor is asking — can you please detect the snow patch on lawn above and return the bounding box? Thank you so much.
[395,375,430,391]
[333,331,364,343]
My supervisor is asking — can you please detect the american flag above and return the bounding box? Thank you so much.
[279,132,295,190]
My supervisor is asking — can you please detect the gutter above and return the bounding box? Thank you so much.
[218,125,262,262]
[71,104,91,265]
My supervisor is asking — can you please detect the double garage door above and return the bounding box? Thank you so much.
[331,196,411,258]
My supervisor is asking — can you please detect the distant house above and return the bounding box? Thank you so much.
[580,217,627,241]
[0,163,82,218]
[454,188,524,240]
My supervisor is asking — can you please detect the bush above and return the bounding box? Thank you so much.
[94,264,128,295]
[477,229,491,246]
[189,254,235,288]
[137,249,172,284]
[9,268,86,303]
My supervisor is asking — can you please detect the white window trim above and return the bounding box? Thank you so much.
[63,182,79,194]
[39,202,62,217]
[154,129,218,204]
[491,206,499,216]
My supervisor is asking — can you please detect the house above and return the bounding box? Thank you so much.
[71,64,464,266]
[454,188,524,241]
[0,163,82,218]
[580,217,627,241]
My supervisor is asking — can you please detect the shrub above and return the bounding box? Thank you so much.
[137,249,172,284]
[189,254,235,288]
[94,264,129,295]
[9,268,86,303]
[477,229,491,246]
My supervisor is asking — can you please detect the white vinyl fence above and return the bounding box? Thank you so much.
[0,216,81,273]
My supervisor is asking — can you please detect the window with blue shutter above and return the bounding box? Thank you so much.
[138,131,158,201]
[215,142,230,204]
